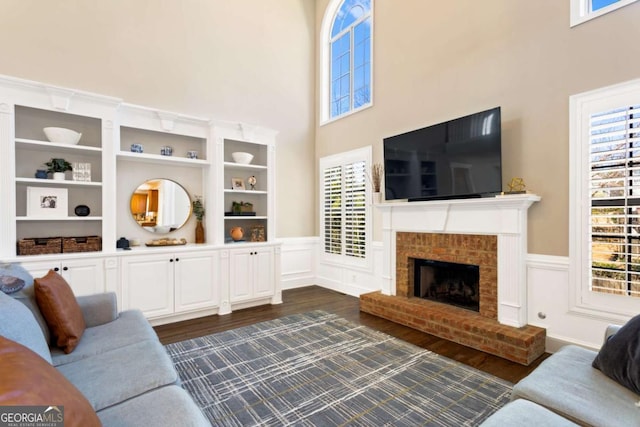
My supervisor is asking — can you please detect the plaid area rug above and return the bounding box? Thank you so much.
[165,311,512,426]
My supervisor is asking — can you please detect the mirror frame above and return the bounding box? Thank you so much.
[129,178,192,234]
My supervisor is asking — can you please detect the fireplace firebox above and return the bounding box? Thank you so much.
[413,258,480,312]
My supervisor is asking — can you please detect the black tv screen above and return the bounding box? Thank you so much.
[383,107,502,201]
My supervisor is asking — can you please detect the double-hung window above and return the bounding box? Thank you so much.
[320,0,373,123]
[570,0,639,27]
[320,147,371,266]
[570,78,640,318]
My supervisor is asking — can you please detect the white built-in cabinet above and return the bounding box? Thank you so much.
[229,247,275,303]
[0,74,281,325]
[120,250,220,320]
[20,257,106,297]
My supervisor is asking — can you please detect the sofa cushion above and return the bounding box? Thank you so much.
[0,336,101,427]
[11,284,51,343]
[97,385,209,426]
[593,313,640,395]
[76,293,118,328]
[480,400,579,426]
[0,290,51,364]
[512,345,640,426]
[51,310,158,366]
[35,270,86,353]
[56,340,178,411]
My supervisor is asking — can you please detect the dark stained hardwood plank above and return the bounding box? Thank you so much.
[154,285,548,383]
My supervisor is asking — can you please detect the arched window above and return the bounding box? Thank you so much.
[320,0,373,123]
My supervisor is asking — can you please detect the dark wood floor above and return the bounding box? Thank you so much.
[155,285,548,383]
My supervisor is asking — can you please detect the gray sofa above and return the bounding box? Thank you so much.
[0,286,210,426]
[482,325,640,426]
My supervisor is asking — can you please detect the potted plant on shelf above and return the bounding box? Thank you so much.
[45,158,72,181]
[370,163,384,204]
[192,197,205,244]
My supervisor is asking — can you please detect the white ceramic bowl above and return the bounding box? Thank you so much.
[43,127,82,145]
[231,151,254,165]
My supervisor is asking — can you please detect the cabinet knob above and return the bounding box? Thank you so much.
[169,259,174,262]
[54,267,60,272]
[63,266,68,271]
[175,258,179,262]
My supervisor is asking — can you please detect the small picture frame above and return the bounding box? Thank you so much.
[250,225,266,242]
[27,187,68,218]
[231,177,245,190]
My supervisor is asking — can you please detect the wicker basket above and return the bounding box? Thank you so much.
[62,236,102,253]
[17,237,62,256]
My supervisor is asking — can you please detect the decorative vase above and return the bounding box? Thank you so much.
[230,226,244,241]
[52,172,65,180]
[373,192,382,204]
[35,169,48,179]
[195,220,205,244]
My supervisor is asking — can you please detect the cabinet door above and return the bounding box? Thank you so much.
[121,254,174,318]
[62,258,105,296]
[20,258,104,296]
[229,251,253,303]
[174,251,219,313]
[253,249,274,299]
[20,260,58,283]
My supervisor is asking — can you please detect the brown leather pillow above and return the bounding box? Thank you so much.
[0,335,101,427]
[35,270,86,353]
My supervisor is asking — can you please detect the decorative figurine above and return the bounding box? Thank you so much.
[247,175,257,190]
[506,177,526,194]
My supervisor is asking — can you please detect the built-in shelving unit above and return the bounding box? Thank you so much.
[213,123,277,245]
[0,74,281,325]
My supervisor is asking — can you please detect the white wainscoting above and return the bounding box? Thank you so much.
[526,253,627,352]
[279,237,622,352]
[315,241,384,296]
[278,237,317,290]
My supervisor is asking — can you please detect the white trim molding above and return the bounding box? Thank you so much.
[569,77,640,322]
[570,0,640,27]
[278,237,318,290]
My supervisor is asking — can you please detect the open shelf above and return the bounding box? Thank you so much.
[117,151,209,168]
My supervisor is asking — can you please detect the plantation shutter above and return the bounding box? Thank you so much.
[589,105,640,298]
[344,160,366,258]
[323,165,342,255]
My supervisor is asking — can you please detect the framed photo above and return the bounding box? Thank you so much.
[27,187,68,218]
[250,225,266,242]
[231,177,245,190]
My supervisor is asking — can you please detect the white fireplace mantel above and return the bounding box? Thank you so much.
[377,194,541,328]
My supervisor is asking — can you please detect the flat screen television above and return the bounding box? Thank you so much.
[383,107,502,201]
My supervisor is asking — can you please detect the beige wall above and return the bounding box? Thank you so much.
[0,0,316,238]
[315,0,640,256]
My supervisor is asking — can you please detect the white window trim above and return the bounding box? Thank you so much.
[319,0,374,125]
[319,146,372,269]
[569,78,640,322]
[570,0,640,27]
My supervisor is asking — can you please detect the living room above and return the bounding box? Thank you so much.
[0,0,639,425]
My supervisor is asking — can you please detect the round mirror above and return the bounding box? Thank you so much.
[130,179,191,233]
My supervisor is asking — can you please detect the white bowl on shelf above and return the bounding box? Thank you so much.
[43,127,82,145]
[231,152,254,165]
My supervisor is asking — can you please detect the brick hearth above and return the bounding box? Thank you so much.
[360,232,545,365]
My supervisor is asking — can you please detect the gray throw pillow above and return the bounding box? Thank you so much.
[592,313,640,395]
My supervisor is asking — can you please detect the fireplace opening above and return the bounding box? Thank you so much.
[413,258,480,312]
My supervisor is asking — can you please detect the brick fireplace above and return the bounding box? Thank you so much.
[360,195,546,365]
